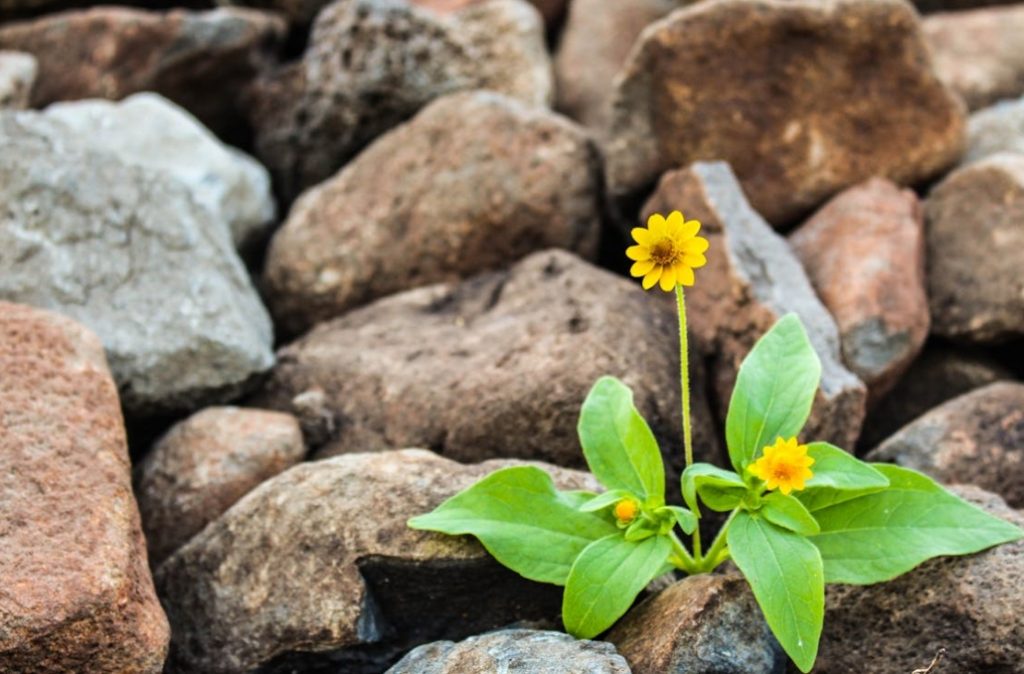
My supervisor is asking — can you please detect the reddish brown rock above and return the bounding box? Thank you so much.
[0,50,34,108]
[135,407,306,566]
[789,179,929,402]
[604,0,966,225]
[0,302,169,673]
[925,153,1024,343]
[643,162,867,449]
[924,4,1024,111]
[263,91,601,335]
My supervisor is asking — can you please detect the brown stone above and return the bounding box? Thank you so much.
[134,407,306,566]
[789,178,929,402]
[0,302,169,673]
[925,153,1024,343]
[263,91,601,335]
[604,0,966,225]
[816,485,1024,673]
[156,449,600,673]
[413,0,566,25]
[607,574,783,674]
[0,50,34,108]
[914,0,1022,11]
[924,4,1024,111]
[643,162,867,449]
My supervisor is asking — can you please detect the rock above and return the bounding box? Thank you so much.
[816,485,1024,673]
[554,0,686,130]
[0,7,285,138]
[156,449,600,673]
[963,95,1024,165]
[0,302,169,673]
[924,4,1024,111]
[387,629,631,673]
[252,249,720,475]
[789,179,929,402]
[607,574,783,674]
[250,0,551,202]
[604,0,966,225]
[867,383,1024,508]
[0,50,35,108]
[643,162,867,449]
[263,91,601,335]
[925,153,1024,343]
[43,94,276,251]
[0,112,274,415]
[135,407,305,566]
[914,0,1022,11]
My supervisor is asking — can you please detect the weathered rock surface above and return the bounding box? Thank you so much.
[388,630,631,673]
[607,574,783,674]
[44,93,276,250]
[604,0,966,225]
[816,485,1024,673]
[964,95,1024,165]
[0,50,34,108]
[0,7,285,137]
[156,449,599,674]
[924,4,1024,111]
[925,153,1024,343]
[253,249,720,474]
[135,407,305,566]
[789,179,928,402]
[0,302,169,673]
[868,383,1024,508]
[251,0,552,202]
[264,91,601,335]
[914,0,1022,11]
[0,112,274,415]
[643,162,867,449]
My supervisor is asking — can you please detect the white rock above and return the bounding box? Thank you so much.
[0,51,36,109]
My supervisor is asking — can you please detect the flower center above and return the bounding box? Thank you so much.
[649,239,679,266]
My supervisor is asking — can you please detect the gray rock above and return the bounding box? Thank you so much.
[0,50,35,108]
[387,630,631,673]
[0,112,274,415]
[963,95,1024,165]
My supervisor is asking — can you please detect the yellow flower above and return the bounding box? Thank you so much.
[747,437,815,495]
[613,498,639,524]
[627,211,709,291]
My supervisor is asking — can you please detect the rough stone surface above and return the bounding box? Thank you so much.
[789,179,929,402]
[0,7,285,137]
[914,0,1022,11]
[925,152,1024,343]
[964,95,1024,165]
[607,574,784,674]
[816,485,1024,674]
[135,407,306,566]
[0,50,34,108]
[264,91,601,335]
[867,383,1024,508]
[251,0,552,202]
[0,302,169,673]
[924,4,1024,111]
[643,162,867,449]
[0,112,274,415]
[604,0,966,225]
[156,449,600,674]
[44,93,276,250]
[253,249,720,476]
[387,630,631,673]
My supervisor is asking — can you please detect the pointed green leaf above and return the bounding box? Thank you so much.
[796,443,890,512]
[761,492,820,535]
[563,534,672,638]
[578,489,634,512]
[725,314,821,473]
[560,490,600,508]
[727,512,823,673]
[810,464,1024,585]
[578,376,665,503]
[661,505,698,535]
[681,463,748,514]
[408,466,617,585]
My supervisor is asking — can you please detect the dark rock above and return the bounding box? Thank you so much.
[0,50,34,108]
[914,0,1022,11]
[963,95,1024,165]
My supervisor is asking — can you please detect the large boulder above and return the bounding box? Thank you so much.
[263,91,601,335]
[0,50,34,108]
[963,95,1024,165]
[0,302,169,673]
[604,0,966,225]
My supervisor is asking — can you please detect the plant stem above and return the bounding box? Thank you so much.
[668,532,699,575]
[698,509,739,573]
[676,284,703,562]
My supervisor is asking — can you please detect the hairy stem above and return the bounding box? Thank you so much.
[676,284,702,561]
[669,532,699,575]
[698,509,739,573]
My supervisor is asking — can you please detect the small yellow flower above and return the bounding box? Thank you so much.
[627,211,709,291]
[613,498,639,524]
[747,437,815,495]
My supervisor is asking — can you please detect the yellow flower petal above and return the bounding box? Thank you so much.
[683,254,707,269]
[659,266,677,291]
[630,260,655,277]
[647,213,667,237]
[642,267,662,290]
[666,210,685,231]
[677,266,696,286]
[626,245,650,261]
[681,219,701,239]
[684,237,710,254]
[631,227,652,245]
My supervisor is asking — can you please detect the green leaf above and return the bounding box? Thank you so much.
[728,512,823,673]
[559,490,600,509]
[623,518,658,541]
[725,314,821,473]
[578,376,665,503]
[810,464,1024,585]
[660,505,698,535]
[681,463,748,514]
[563,534,672,638]
[797,443,890,512]
[578,489,633,512]
[761,492,820,535]
[408,466,618,585]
